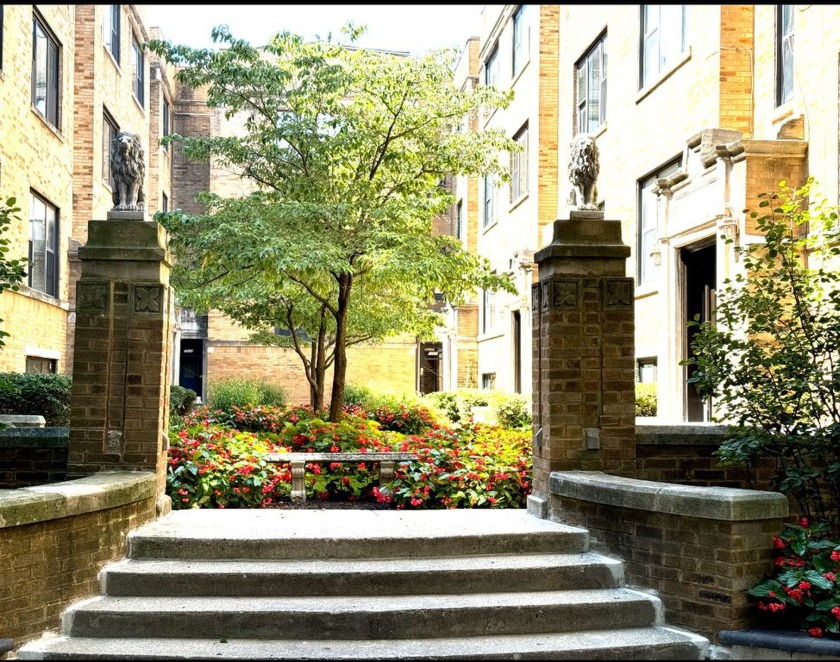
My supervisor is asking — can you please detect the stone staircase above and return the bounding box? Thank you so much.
[18,509,709,659]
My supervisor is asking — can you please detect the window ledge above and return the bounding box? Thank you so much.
[635,283,659,299]
[482,220,499,235]
[30,107,64,141]
[478,331,505,343]
[511,59,530,88]
[636,47,692,104]
[0,70,5,82]
[14,285,69,310]
[104,46,122,73]
[509,192,530,213]
[132,95,145,114]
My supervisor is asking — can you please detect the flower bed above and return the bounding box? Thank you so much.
[168,404,531,510]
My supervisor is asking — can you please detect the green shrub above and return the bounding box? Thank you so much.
[206,378,287,411]
[342,383,375,407]
[635,382,657,417]
[0,372,71,426]
[490,392,531,429]
[423,390,459,424]
[169,384,197,420]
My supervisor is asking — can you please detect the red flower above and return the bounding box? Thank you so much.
[824,572,836,582]
[799,581,811,591]
[772,537,786,549]
[808,627,823,638]
[801,517,810,528]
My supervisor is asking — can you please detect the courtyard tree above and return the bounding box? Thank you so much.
[148,26,517,420]
[686,179,840,533]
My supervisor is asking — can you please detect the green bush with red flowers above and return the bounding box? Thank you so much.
[167,402,531,510]
[750,518,840,638]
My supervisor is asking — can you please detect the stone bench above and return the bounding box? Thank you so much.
[264,452,416,502]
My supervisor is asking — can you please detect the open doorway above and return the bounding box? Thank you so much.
[681,242,716,422]
[179,338,205,401]
[418,342,442,394]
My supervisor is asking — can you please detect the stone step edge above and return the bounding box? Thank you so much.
[18,627,710,660]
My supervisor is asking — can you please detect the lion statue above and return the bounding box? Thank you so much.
[110,131,146,211]
[568,133,600,211]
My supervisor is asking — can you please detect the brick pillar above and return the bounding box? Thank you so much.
[528,210,636,518]
[67,212,173,514]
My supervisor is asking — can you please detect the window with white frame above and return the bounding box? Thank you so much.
[131,34,144,106]
[482,285,498,335]
[32,12,60,128]
[640,5,686,88]
[512,5,529,77]
[484,45,499,88]
[637,358,657,383]
[162,97,171,147]
[576,34,607,134]
[482,173,498,228]
[481,372,496,390]
[456,200,464,242]
[776,4,794,106]
[638,160,680,286]
[26,356,57,374]
[103,110,118,184]
[104,4,120,64]
[29,192,59,298]
[161,192,169,212]
[511,123,529,201]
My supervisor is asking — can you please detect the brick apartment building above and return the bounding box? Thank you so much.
[444,4,839,422]
[2,5,839,418]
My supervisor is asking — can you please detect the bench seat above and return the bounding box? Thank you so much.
[264,452,416,503]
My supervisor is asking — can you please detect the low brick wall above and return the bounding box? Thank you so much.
[635,423,776,490]
[0,472,158,653]
[548,471,789,643]
[0,427,69,489]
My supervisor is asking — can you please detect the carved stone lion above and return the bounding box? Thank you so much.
[568,133,600,211]
[110,131,146,211]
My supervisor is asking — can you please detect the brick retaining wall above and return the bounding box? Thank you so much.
[0,472,158,653]
[0,428,69,489]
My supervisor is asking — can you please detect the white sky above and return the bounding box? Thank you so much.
[141,5,484,57]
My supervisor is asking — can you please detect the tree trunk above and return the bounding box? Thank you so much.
[312,313,328,412]
[328,274,352,421]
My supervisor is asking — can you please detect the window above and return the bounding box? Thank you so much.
[481,372,497,390]
[638,160,680,286]
[776,4,794,106]
[103,110,118,184]
[455,200,464,242]
[482,286,498,335]
[104,4,120,64]
[29,192,59,298]
[162,98,171,147]
[637,358,657,383]
[482,173,498,228]
[131,35,144,106]
[26,357,57,374]
[161,192,169,212]
[512,5,529,77]
[511,123,529,201]
[640,5,686,88]
[576,34,607,134]
[32,13,60,127]
[484,46,499,88]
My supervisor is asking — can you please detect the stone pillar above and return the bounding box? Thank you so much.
[67,211,173,514]
[528,210,636,518]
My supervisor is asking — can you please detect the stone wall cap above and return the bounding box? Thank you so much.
[0,471,157,528]
[549,471,789,521]
[0,414,46,427]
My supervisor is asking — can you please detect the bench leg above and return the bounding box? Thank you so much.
[379,460,395,484]
[291,461,306,502]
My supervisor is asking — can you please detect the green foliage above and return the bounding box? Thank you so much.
[490,391,531,430]
[167,402,532,509]
[148,26,518,419]
[169,384,198,427]
[0,198,29,348]
[685,179,840,533]
[206,378,287,411]
[635,382,657,417]
[0,372,71,426]
[342,383,375,407]
[749,519,840,638]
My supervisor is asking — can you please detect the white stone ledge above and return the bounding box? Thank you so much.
[549,471,788,521]
[0,471,157,529]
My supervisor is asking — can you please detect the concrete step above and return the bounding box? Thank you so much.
[126,509,591,560]
[64,589,662,640]
[102,552,624,597]
[16,627,710,660]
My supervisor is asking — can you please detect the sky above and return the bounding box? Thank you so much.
[141,5,484,57]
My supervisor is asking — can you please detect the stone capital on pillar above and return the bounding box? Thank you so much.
[68,216,174,512]
[530,213,636,515]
